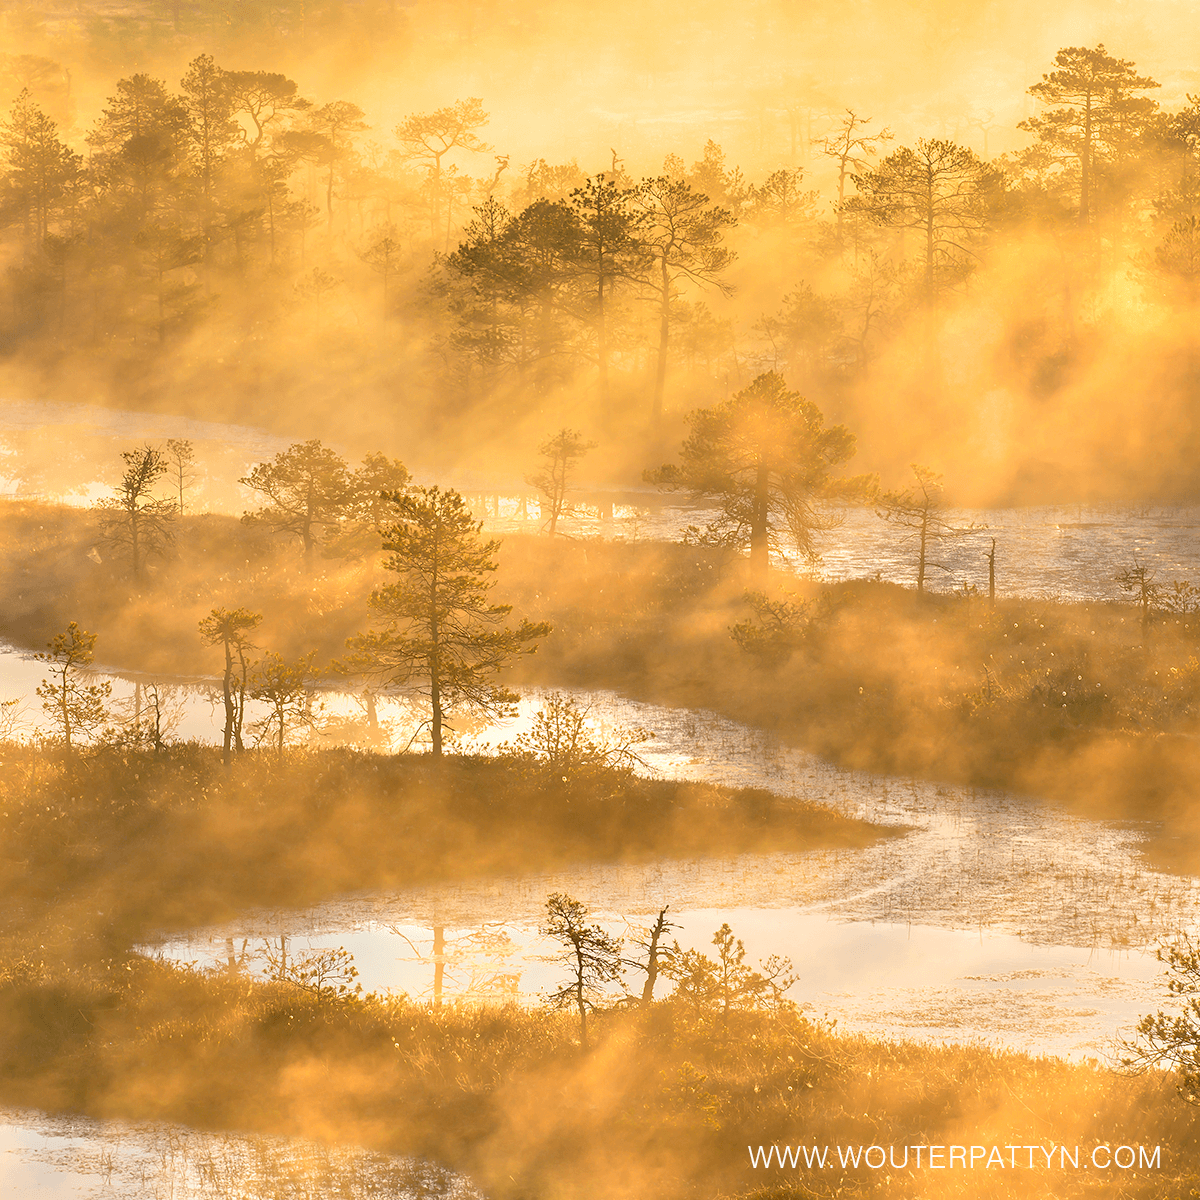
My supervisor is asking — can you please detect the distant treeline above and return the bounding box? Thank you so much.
[2,38,1200,494]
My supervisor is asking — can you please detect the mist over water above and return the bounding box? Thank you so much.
[5,1,1200,1195]
[5,399,1200,602]
[143,687,1184,1061]
[0,1106,477,1199]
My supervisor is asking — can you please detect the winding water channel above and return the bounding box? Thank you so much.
[5,398,1200,1192]
[145,689,1182,1063]
[1,627,1186,1064]
[0,641,1189,1061]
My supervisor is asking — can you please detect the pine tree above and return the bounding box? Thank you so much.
[525,428,596,536]
[240,440,354,571]
[876,464,976,594]
[569,174,646,404]
[248,650,317,758]
[849,138,1003,306]
[541,892,623,1052]
[1019,45,1160,225]
[343,485,549,755]
[35,623,111,751]
[631,176,736,428]
[95,444,176,579]
[198,607,262,765]
[649,372,869,581]
[0,90,81,250]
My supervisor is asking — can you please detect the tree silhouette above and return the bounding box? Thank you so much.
[95,444,176,580]
[1115,555,1161,639]
[569,174,646,404]
[649,371,868,581]
[746,167,815,229]
[541,892,623,1052]
[819,110,892,236]
[1120,933,1200,1102]
[179,53,238,208]
[86,73,190,219]
[525,428,596,536]
[225,70,310,162]
[663,922,796,1032]
[631,176,736,427]
[849,138,1003,306]
[307,100,368,230]
[395,98,491,238]
[358,229,405,317]
[1,90,80,250]
[165,438,196,514]
[625,906,679,1007]
[876,464,975,594]
[240,439,353,571]
[292,266,341,329]
[444,195,585,388]
[35,622,111,751]
[248,650,317,757]
[753,282,842,387]
[342,485,549,755]
[1020,45,1160,225]
[135,220,205,341]
[198,607,261,766]
[349,451,410,527]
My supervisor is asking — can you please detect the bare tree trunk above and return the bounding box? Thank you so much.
[234,649,249,753]
[652,252,670,429]
[221,642,234,766]
[917,515,928,594]
[597,265,608,405]
[1080,98,1092,226]
[430,671,443,755]
[640,908,671,1005]
[432,926,445,1005]
[749,461,770,581]
[59,661,71,752]
[574,945,589,1052]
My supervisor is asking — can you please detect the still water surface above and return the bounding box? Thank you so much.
[3,396,1199,603]
[144,690,1193,1062]
[0,639,1188,1058]
[3,402,1197,1188]
[0,1106,477,1199]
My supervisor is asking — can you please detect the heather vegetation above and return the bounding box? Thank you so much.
[0,741,886,948]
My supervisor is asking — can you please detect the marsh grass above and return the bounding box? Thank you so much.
[0,743,887,949]
[1,951,1198,1200]
[5,499,1200,856]
[4,505,1200,1196]
[492,537,1200,862]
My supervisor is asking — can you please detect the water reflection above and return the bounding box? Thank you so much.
[4,635,1196,1060]
[5,644,1196,957]
[3,397,1200,603]
[154,901,1161,1060]
[0,1106,478,1199]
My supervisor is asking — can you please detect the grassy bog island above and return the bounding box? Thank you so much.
[3,498,1198,854]
[2,485,1200,1197]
